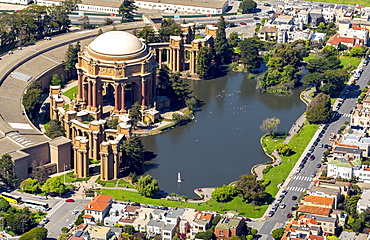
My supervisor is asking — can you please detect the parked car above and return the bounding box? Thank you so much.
[239,22,247,25]
[280,203,286,209]
[268,211,275,217]
[287,213,293,218]
[316,163,322,168]
[72,210,79,215]
[282,190,288,195]
[292,195,297,200]
[264,3,271,6]
[311,173,316,178]
[65,199,75,202]
[310,155,315,160]
[364,60,369,66]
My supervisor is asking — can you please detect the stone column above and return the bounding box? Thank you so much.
[77,71,83,100]
[158,49,162,69]
[100,153,107,181]
[113,152,118,180]
[141,78,146,107]
[92,81,97,108]
[73,148,78,176]
[82,150,89,178]
[93,133,99,161]
[177,48,181,72]
[114,83,120,111]
[120,84,126,112]
[87,80,92,107]
[169,48,173,71]
[89,133,93,159]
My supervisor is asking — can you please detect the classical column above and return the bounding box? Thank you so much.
[141,62,145,74]
[82,150,89,178]
[73,148,78,176]
[158,49,163,69]
[77,72,83,100]
[177,48,181,72]
[93,134,99,161]
[141,78,146,107]
[113,152,118,180]
[92,81,97,108]
[169,48,173,71]
[152,72,156,100]
[114,84,119,111]
[89,133,93,159]
[87,80,92,107]
[120,84,125,112]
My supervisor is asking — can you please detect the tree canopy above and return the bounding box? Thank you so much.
[212,185,237,202]
[306,93,332,124]
[121,137,145,173]
[20,227,48,240]
[41,176,66,194]
[238,37,263,71]
[214,16,231,65]
[239,0,257,13]
[64,41,81,80]
[136,175,159,197]
[20,178,40,193]
[260,117,280,136]
[129,102,142,129]
[118,0,137,23]
[0,154,17,187]
[275,143,293,156]
[235,175,267,204]
[271,228,284,240]
[196,46,214,79]
[45,120,66,139]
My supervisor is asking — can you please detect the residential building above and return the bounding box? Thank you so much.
[327,158,361,180]
[192,212,213,236]
[353,165,370,182]
[309,10,325,27]
[297,205,331,217]
[133,208,154,232]
[299,214,337,235]
[285,222,323,239]
[351,93,370,127]
[296,9,310,24]
[338,133,370,158]
[214,216,244,240]
[257,26,279,41]
[308,185,342,209]
[179,209,197,237]
[310,32,327,46]
[147,219,165,238]
[83,195,112,223]
[332,146,363,161]
[301,196,335,209]
[357,189,370,213]
[313,180,351,197]
[84,225,112,240]
[104,204,127,226]
[339,231,356,240]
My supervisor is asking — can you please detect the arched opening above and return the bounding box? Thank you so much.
[124,81,140,109]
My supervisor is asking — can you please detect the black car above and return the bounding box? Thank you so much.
[264,3,271,6]
[364,60,369,66]
[131,202,141,206]
[292,195,297,200]
[253,17,260,20]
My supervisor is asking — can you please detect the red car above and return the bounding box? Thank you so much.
[65,199,75,202]
[240,22,247,25]
[310,155,315,160]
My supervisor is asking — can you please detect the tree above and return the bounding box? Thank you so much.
[275,143,293,156]
[306,93,332,124]
[238,37,262,71]
[5,208,34,235]
[20,178,40,193]
[214,16,231,65]
[212,185,237,202]
[64,41,80,80]
[0,154,17,187]
[19,227,48,240]
[260,117,280,137]
[194,228,214,240]
[22,82,42,118]
[306,55,342,74]
[302,72,322,88]
[122,225,135,235]
[350,47,365,58]
[51,74,62,86]
[235,175,267,204]
[58,233,69,240]
[157,19,182,42]
[136,175,159,197]
[271,228,284,240]
[31,161,49,184]
[239,0,257,13]
[128,102,142,129]
[319,69,348,97]
[61,227,69,233]
[45,120,66,139]
[41,176,66,194]
[78,13,91,29]
[171,73,193,108]
[228,31,240,48]
[122,137,144,172]
[136,26,156,43]
[106,118,119,129]
[196,46,213,79]
[0,197,10,212]
[103,18,114,26]
[75,210,85,226]
[118,0,137,23]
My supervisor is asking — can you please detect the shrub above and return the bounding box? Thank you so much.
[262,165,273,174]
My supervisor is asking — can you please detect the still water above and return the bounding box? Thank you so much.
[142,71,305,198]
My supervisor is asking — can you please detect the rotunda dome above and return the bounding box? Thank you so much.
[88,31,144,56]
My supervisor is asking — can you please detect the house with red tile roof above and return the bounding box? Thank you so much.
[301,196,335,209]
[83,194,112,223]
[326,21,368,48]
[297,205,331,217]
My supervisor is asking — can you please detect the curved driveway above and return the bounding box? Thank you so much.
[0,22,145,156]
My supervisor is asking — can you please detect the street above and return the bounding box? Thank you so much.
[258,61,367,239]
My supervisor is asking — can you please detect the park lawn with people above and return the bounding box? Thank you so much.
[339,57,361,68]
[261,135,284,155]
[262,122,319,197]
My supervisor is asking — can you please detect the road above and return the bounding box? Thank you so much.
[258,61,367,239]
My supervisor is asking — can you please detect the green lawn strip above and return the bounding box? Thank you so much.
[261,135,284,155]
[99,189,267,218]
[118,179,134,188]
[303,53,316,62]
[96,177,117,187]
[44,122,50,132]
[302,0,370,6]
[105,182,117,187]
[62,85,78,100]
[63,172,92,183]
[262,122,319,197]
[340,58,361,68]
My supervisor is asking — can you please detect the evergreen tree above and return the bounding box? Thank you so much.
[128,102,142,129]
[51,74,62,86]
[0,154,17,187]
[171,73,193,108]
[122,137,144,172]
[78,13,91,29]
[64,41,80,80]
[306,93,332,124]
[239,0,257,13]
[118,0,138,23]
[214,16,231,65]
[45,120,66,139]
[196,46,213,79]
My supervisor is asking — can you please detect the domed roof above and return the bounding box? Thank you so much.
[89,31,144,56]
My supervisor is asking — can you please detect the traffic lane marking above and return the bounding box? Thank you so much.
[47,203,85,231]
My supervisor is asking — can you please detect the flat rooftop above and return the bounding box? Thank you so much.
[136,0,228,9]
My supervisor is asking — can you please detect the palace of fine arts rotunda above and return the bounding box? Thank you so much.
[49,25,218,181]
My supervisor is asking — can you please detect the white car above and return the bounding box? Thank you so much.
[280,203,286,209]
[72,210,79,215]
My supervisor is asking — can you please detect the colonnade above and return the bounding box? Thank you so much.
[155,47,197,74]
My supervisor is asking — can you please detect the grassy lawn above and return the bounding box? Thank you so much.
[303,53,316,62]
[330,98,337,106]
[99,189,268,218]
[303,0,370,6]
[96,177,117,187]
[63,85,78,100]
[262,122,319,197]
[63,172,92,183]
[340,58,361,68]
[261,135,284,155]
[118,179,134,188]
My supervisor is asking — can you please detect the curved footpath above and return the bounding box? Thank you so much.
[0,22,145,157]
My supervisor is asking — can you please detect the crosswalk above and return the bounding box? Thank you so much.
[333,112,351,118]
[293,175,313,181]
[286,186,307,192]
